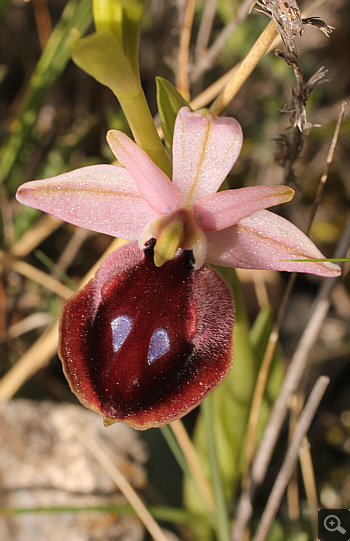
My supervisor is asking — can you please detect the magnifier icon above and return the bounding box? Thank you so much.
[324,515,347,534]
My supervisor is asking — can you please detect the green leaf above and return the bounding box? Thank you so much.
[287,534,309,541]
[1,502,201,526]
[71,31,140,98]
[202,396,231,541]
[283,258,349,263]
[159,425,212,517]
[265,520,284,541]
[156,77,191,158]
[71,32,171,176]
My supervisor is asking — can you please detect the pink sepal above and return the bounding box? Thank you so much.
[172,107,243,205]
[205,210,341,277]
[16,164,157,240]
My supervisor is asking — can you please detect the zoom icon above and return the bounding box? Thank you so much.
[318,509,350,541]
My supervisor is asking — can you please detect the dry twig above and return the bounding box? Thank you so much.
[209,20,277,115]
[81,434,169,541]
[253,377,330,541]
[171,419,215,512]
[194,0,217,65]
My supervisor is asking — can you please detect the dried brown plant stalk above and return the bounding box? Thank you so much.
[253,376,330,541]
[209,20,277,115]
[177,0,196,100]
[81,433,169,541]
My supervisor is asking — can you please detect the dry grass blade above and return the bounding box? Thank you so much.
[299,437,318,538]
[287,392,318,536]
[191,0,252,83]
[55,228,90,274]
[209,20,277,115]
[190,65,238,110]
[306,101,347,233]
[7,312,54,340]
[0,321,59,400]
[171,419,215,512]
[10,215,62,258]
[253,376,330,541]
[32,0,52,50]
[177,0,196,101]
[286,393,303,521]
[194,0,217,66]
[12,260,73,299]
[81,433,169,541]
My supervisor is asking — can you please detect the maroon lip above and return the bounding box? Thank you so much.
[59,241,234,430]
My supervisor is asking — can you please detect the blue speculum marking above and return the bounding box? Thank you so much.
[111,315,132,352]
[148,329,170,364]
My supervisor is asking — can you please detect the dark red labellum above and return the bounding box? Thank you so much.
[59,242,234,430]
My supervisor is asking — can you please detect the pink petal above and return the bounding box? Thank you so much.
[194,185,295,231]
[172,107,243,205]
[107,130,182,214]
[205,210,341,277]
[16,165,157,240]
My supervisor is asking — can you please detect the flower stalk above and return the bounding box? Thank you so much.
[71,1,171,176]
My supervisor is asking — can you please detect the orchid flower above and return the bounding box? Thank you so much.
[16,107,340,429]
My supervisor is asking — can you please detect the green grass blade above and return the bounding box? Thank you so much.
[1,0,93,191]
[0,503,200,525]
[202,395,231,541]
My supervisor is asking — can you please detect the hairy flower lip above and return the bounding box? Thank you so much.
[59,242,235,430]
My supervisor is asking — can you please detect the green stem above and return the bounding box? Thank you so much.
[119,88,172,177]
[122,4,144,78]
[92,0,122,41]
